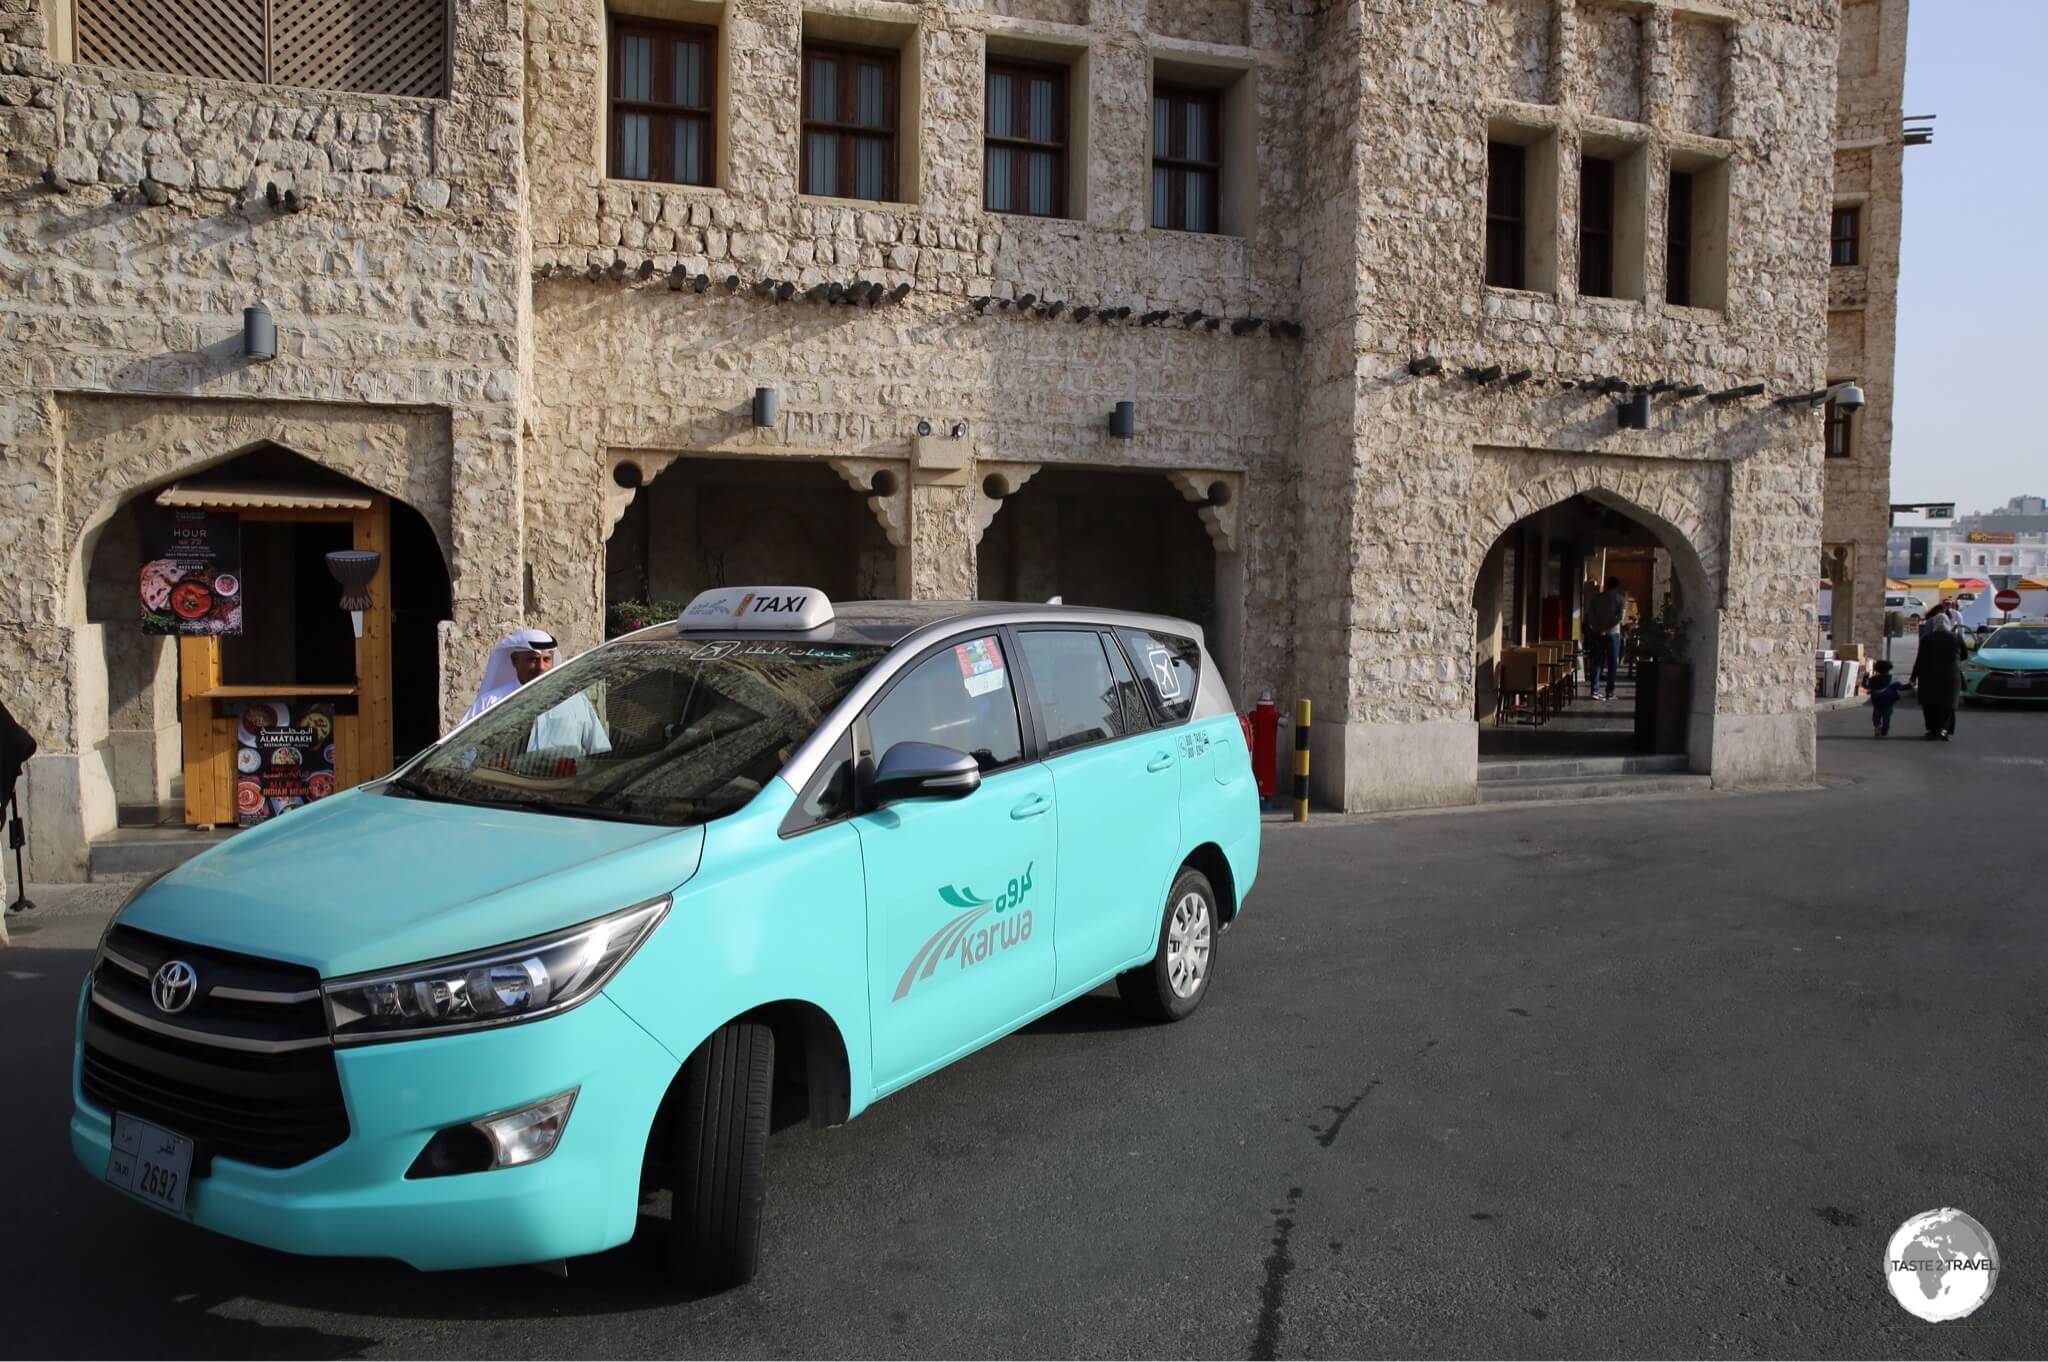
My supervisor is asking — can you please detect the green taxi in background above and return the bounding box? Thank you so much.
[72,588,1259,1288]
[1962,621,2048,704]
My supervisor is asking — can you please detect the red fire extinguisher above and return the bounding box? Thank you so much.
[1248,689,1279,799]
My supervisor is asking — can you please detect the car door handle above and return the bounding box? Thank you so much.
[1010,795,1051,820]
[1147,754,1176,773]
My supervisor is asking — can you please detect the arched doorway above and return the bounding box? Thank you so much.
[604,455,898,632]
[82,445,452,829]
[1470,489,1719,773]
[977,468,1218,623]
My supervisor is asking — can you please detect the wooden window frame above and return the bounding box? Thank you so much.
[1150,84,1222,234]
[1579,154,1616,298]
[1485,142,1527,289]
[1824,383,1855,459]
[800,41,901,203]
[984,57,1069,219]
[1831,204,1861,267]
[1666,169,1695,306]
[608,15,717,188]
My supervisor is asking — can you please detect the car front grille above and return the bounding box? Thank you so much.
[81,925,348,1169]
[1975,671,2046,699]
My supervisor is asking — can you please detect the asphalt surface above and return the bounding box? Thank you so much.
[4,701,2044,1359]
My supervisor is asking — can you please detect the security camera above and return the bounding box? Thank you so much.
[1831,382,1865,414]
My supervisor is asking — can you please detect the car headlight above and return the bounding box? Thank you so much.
[323,897,669,1044]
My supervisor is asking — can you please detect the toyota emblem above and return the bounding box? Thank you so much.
[151,960,198,1015]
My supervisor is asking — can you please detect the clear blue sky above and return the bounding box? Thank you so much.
[1891,1,2047,514]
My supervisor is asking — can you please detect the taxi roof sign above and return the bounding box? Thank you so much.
[677,586,835,632]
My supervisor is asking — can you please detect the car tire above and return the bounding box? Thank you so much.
[666,1020,775,1289]
[1117,866,1219,1023]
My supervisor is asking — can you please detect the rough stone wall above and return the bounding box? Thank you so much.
[0,0,1861,873]
[1486,0,1555,106]
[1825,0,1908,650]
[0,0,529,875]
[522,0,1309,696]
[1305,0,1838,807]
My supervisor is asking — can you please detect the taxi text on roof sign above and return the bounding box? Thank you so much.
[677,586,835,632]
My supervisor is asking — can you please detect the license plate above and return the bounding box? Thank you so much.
[107,1113,194,1216]
[2011,678,2036,690]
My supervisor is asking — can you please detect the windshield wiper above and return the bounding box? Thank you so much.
[383,772,473,805]
[493,794,684,827]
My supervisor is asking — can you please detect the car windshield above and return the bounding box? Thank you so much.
[1984,627,2048,651]
[395,636,887,825]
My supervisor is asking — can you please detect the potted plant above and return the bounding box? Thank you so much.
[1633,592,1693,755]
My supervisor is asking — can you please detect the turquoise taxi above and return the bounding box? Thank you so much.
[71,589,1259,1286]
[1963,621,2048,704]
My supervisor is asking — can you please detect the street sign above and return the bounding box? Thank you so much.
[1994,589,2021,612]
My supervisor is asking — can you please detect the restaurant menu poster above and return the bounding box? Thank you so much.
[139,506,243,636]
[234,702,337,826]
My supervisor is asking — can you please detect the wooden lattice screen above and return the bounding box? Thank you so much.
[75,0,448,98]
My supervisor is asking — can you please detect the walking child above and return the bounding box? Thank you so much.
[1860,659,1908,737]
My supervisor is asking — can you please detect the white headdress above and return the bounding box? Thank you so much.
[464,628,560,722]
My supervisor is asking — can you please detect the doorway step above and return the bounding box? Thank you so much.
[88,826,236,881]
[1476,754,1709,804]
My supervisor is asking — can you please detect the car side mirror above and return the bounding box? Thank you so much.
[870,742,981,805]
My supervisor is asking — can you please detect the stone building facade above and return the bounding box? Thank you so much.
[1821,0,1907,650]
[1,0,1866,878]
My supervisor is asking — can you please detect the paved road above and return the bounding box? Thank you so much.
[5,703,2044,1358]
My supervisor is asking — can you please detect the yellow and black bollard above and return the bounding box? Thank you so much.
[1292,699,1311,822]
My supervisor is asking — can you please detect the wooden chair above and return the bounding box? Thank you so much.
[1496,647,1542,725]
[1534,642,1565,717]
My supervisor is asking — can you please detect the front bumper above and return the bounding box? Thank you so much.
[71,986,679,1270]
[1963,670,2048,702]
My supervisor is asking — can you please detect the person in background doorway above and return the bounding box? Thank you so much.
[1583,577,1626,701]
[465,628,613,759]
[1909,608,1966,741]
[466,628,560,720]
[1859,659,1908,738]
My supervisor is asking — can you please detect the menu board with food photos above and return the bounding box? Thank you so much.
[139,507,243,636]
[234,702,337,826]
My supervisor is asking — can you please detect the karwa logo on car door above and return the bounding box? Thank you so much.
[893,865,1036,1001]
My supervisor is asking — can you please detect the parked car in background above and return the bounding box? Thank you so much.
[1885,593,1930,628]
[1962,621,2048,705]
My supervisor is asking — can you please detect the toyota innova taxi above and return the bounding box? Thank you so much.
[72,589,1260,1287]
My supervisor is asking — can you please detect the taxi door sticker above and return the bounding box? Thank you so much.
[955,636,1008,697]
[1145,645,1183,700]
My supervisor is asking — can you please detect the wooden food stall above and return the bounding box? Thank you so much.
[153,482,394,829]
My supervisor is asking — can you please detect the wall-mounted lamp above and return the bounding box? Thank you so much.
[916,419,933,437]
[752,387,779,427]
[1616,391,1651,431]
[1407,356,1442,377]
[324,550,381,638]
[950,422,967,439]
[1504,369,1533,385]
[1776,380,1864,412]
[1109,401,1136,439]
[243,303,277,362]
[1464,364,1504,383]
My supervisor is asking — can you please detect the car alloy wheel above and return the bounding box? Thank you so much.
[1166,890,1212,999]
